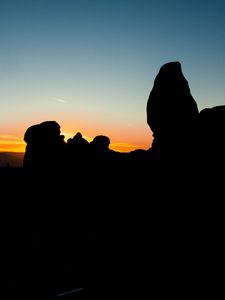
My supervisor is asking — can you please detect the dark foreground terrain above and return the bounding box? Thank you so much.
[0,159,224,299]
[0,152,24,167]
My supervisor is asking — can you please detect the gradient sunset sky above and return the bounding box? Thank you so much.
[1,0,225,152]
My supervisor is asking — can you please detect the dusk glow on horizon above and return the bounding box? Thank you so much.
[1,0,225,153]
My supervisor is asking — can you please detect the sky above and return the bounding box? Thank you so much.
[1,0,225,153]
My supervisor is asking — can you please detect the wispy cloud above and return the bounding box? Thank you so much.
[52,97,67,103]
[0,134,23,142]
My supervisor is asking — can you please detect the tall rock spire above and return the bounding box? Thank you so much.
[147,61,199,162]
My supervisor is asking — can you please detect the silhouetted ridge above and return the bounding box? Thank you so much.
[23,121,152,171]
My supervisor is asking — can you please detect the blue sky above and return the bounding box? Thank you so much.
[0,0,225,151]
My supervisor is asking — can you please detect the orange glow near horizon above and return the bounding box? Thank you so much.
[0,112,153,153]
[109,142,148,152]
[0,132,151,153]
[0,135,26,152]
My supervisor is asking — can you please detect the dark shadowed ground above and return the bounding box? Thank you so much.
[0,152,24,167]
[0,156,224,299]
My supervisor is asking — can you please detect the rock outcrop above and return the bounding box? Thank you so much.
[23,120,65,168]
[147,61,199,163]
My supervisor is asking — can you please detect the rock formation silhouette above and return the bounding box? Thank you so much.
[23,120,66,169]
[67,132,89,150]
[147,61,199,163]
[89,135,111,160]
[67,132,90,166]
[199,105,225,165]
